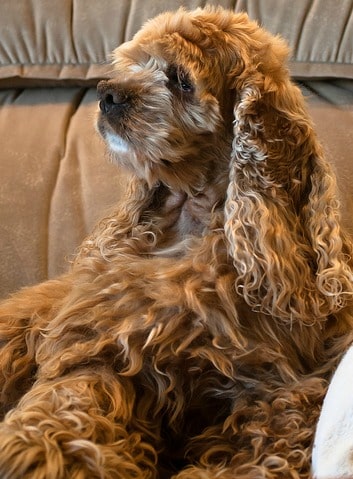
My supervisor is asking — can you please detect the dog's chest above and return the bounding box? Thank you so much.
[144,185,222,251]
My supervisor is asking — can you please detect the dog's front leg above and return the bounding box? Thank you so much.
[0,368,157,479]
[0,275,72,416]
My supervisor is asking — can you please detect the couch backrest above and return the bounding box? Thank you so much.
[1,0,352,87]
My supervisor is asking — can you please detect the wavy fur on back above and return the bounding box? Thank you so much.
[0,7,352,479]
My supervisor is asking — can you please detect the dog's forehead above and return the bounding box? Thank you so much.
[111,8,286,94]
[134,10,228,60]
[134,8,252,45]
[114,9,249,78]
[114,9,290,91]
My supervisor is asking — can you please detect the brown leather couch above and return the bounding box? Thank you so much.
[1,0,353,299]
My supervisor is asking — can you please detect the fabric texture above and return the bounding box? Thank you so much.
[0,88,127,295]
[0,0,352,86]
[0,0,353,301]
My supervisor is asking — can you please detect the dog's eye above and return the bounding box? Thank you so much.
[178,70,193,92]
[167,65,194,93]
[179,76,193,92]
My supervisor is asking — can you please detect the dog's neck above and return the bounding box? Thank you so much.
[141,179,226,252]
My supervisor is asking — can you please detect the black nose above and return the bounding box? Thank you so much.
[97,80,129,116]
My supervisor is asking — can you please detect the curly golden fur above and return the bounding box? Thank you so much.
[0,7,352,478]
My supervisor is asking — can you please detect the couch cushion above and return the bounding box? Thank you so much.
[0,87,128,297]
[0,80,353,299]
[0,0,352,86]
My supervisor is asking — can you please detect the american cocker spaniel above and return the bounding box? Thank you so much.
[0,7,352,479]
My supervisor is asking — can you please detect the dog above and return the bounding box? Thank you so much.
[0,7,352,479]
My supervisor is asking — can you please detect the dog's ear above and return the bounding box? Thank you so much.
[224,35,353,324]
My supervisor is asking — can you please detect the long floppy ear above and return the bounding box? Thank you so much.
[224,34,353,325]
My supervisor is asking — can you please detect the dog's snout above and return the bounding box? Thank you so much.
[99,92,119,115]
[97,80,129,116]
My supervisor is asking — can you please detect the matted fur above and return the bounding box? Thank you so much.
[0,7,352,478]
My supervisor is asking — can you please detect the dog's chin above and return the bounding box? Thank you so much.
[99,125,159,185]
[96,114,132,156]
[105,132,131,155]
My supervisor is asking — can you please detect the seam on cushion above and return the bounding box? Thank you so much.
[300,81,335,104]
[70,0,79,63]
[0,89,25,104]
[46,88,88,278]
[289,60,353,67]
[124,0,133,43]
[335,7,353,63]
[292,1,312,59]
[63,88,93,260]
[290,60,353,65]
[0,62,109,66]
[59,88,87,159]
[299,81,353,107]
[1,59,353,67]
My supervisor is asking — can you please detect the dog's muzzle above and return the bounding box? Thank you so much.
[97,80,129,117]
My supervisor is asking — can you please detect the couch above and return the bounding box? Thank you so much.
[0,0,352,300]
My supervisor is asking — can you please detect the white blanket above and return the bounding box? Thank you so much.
[312,346,353,478]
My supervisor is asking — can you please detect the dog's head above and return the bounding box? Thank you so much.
[97,7,353,323]
[97,8,282,191]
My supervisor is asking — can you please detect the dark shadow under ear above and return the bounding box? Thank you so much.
[224,73,353,325]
